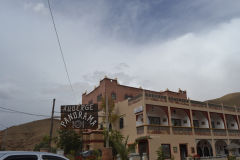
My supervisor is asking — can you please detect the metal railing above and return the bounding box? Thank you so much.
[212,129,227,136]
[172,126,193,135]
[147,125,170,134]
[194,128,211,136]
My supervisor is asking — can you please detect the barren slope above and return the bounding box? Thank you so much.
[0,118,60,151]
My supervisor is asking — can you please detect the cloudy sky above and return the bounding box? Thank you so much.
[1,0,240,129]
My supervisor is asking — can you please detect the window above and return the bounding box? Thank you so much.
[149,116,161,125]
[124,94,133,100]
[42,155,66,160]
[120,117,124,129]
[88,100,93,104]
[211,121,215,128]
[97,94,102,102]
[193,120,199,127]
[172,118,181,126]
[111,92,116,100]
[163,118,167,122]
[4,155,38,160]
[161,144,171,159]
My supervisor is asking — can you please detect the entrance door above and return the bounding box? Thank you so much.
[138,140,148,157]
[180,144,188,160]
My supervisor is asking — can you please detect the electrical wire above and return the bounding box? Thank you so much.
[0,106,50,118]
[47,0,77,102]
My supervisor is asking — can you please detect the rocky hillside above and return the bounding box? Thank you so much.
[0,118,60,151]
[206,92,240,106]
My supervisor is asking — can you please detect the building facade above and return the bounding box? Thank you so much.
[82,78,240,160]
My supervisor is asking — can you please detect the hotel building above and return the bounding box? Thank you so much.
[82,77,240,160]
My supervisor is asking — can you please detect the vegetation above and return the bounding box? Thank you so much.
[103,129,135,160]
[34,135,57,152]
[156,146,164,160]
[101,96,138,159]
[228,156,236,160]
[101,96,119,125]
[57,128,82,155]
[34,135,50,151]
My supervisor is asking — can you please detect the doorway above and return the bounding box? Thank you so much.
[138,140,149,157]
[180,144,188,160]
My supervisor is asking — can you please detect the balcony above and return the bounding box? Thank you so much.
[147,125,170,134]
[172,126,192,135]
[145,93,167,102]
[136,126,144,135]
[194,128,211,136]
[212,129,227,136]
[168,97,189,105]
[223,105,236,112]
[190,100,207,108]
[208,103,222,110]
[128,94,142,105]
[228,129,240,136]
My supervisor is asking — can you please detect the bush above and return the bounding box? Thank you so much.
[156,147,164,160]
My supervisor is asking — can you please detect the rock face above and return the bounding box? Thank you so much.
[0,118,60,151]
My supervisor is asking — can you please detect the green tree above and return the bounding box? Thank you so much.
[57,129,82,155]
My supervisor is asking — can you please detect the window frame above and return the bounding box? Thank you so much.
[161,144,171,159]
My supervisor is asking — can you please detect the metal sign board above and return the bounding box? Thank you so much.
[60,104,98,129]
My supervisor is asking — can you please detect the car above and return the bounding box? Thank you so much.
[0,151,69,160]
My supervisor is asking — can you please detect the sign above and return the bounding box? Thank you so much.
[60,104,98,129]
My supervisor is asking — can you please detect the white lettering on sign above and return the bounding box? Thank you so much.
[60,111,97,128]
[62,104,94,112]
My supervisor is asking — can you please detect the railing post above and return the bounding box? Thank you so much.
[189,109,195,135]
[168,104,173,135]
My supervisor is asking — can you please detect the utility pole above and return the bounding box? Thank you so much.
[49,98,56,152]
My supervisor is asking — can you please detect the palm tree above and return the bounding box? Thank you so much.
[100,96,119,127]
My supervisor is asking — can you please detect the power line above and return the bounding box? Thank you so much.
[0,106,50,118]
[47,0,77,102]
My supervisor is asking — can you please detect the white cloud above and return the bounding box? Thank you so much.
[24,2,48,15]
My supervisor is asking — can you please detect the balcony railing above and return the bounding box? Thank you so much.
[136,126,144,135]
[136,121,143,126]
[212,129,227,136]
[208,103,222,110]
[194,128,211,136]
[168,97,189,105]
[128,94,142,105]
[136,125,240,137]
[172,126,192,135]
[145,93,167,102]
[223,105,236,112]
[190,100,207,108]
[228,129,240,136]
[147,125,170,134]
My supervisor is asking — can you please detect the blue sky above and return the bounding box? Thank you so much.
[0,0,240,128]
